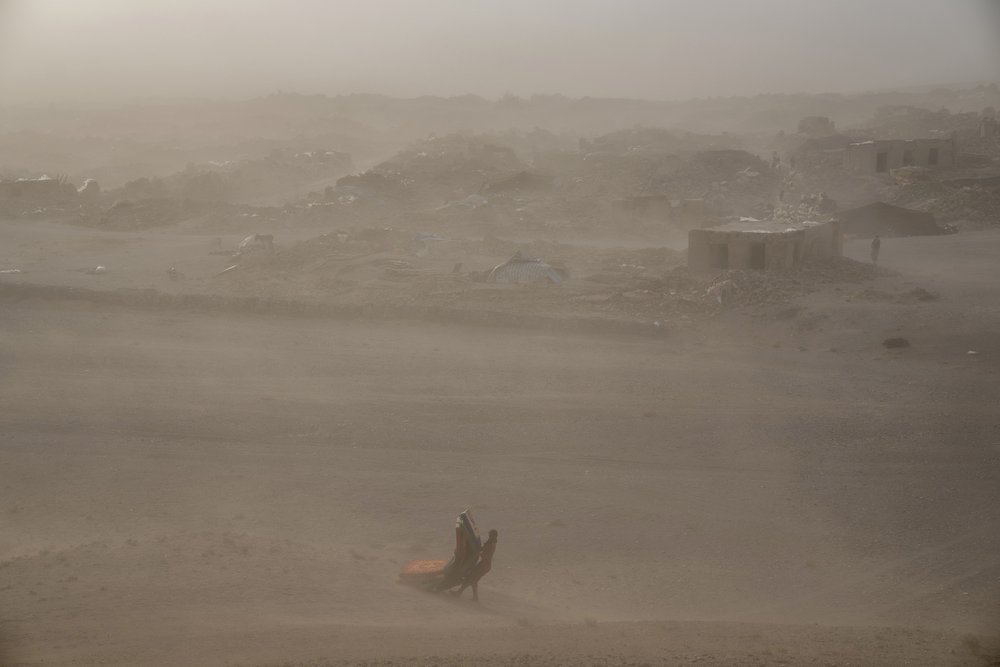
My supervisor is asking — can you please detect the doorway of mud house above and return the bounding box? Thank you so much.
[749,242,765,269]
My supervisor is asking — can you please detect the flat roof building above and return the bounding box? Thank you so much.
[844,136,957,174]
[688,219,841,273]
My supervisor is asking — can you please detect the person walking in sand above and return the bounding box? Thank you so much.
[871,234,881,265]
[453,529,497,602]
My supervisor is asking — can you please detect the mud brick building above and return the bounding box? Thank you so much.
[688,219,841,272]
[844,136,957,173]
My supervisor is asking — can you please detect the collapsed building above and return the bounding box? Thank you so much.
[837,202,946,238]
[688,219,841,273]
[844,136,957,173]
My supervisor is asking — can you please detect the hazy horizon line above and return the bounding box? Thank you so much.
[2,78,998,112]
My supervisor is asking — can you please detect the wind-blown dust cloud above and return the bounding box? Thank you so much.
[1,2,1000,666]
[0,0,999,105]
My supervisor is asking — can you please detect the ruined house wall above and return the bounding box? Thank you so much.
[844,141,904,172]
[843,142,873,172]
[687,229,713,271]
[764,234,802,270]
[844,137,956,173]
[725,234,754,268]
[688,222,840,273]
[908,137,957,168]
[688,230,799,272]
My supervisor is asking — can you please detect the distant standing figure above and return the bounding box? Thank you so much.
[453,529,498,602]
[870,234,881,265]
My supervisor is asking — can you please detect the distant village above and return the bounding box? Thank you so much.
[1,88,999,322]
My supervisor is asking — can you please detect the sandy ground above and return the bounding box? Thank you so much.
[1,221,999,665]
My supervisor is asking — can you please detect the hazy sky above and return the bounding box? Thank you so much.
[1,0,998,105]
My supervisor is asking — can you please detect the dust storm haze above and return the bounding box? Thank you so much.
[1,2,1000,666]
[2,0,1000,103]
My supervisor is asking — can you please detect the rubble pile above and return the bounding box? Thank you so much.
[778,166,893,212]
[654,150,779,215]
[355,134,527,205]
[893,180,1000,225]
[693,257,878,308]
[185,211,896,329]
[541,255,881,325]
[770,192,837,225]
[559,256,873,323]
[109,150,354,206]
[699,270,803,307]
